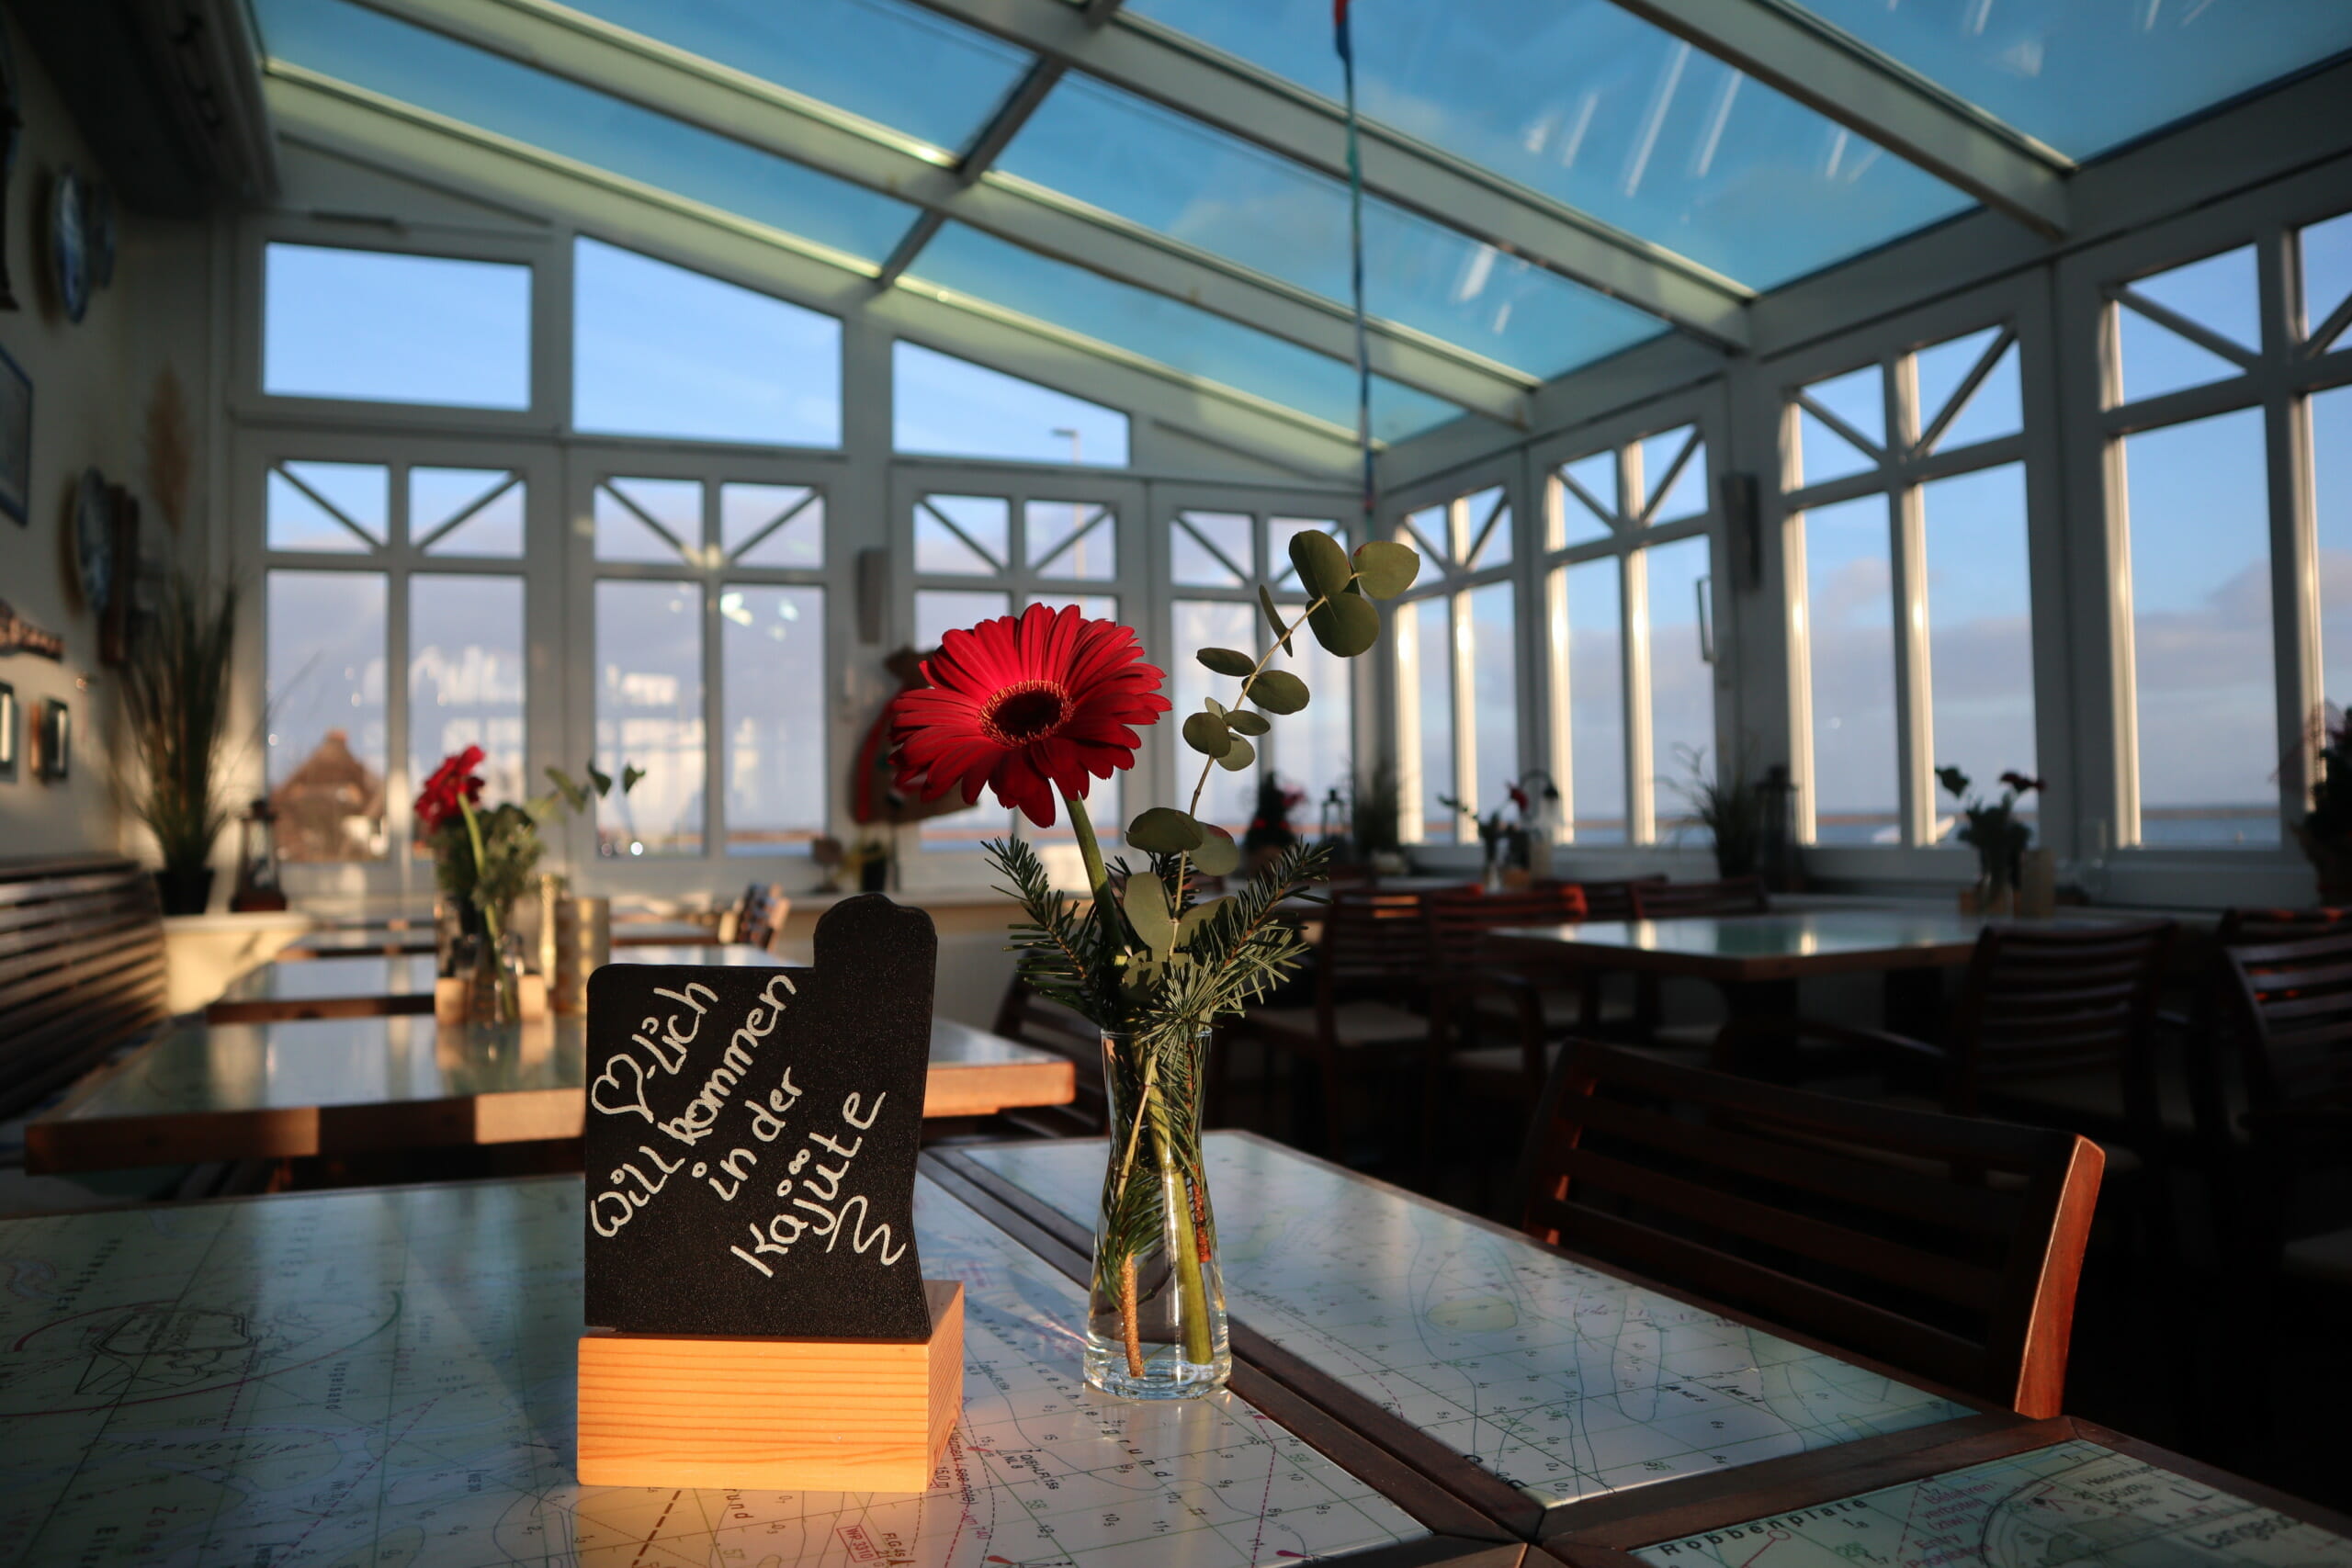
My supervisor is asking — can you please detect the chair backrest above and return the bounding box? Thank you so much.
[1320,890,1432,987]
[1629,875,1769,919]
[735,882,788,951]
[990,973,1109,1134]
[2219,928,2352,1116]
[1518,1040,2103,1418]
[0,856,171,1121]
[1551,876,1665,921]
[1947,920,2176,1101]
[1422,886,1590,971]
[2215,906,2352,947]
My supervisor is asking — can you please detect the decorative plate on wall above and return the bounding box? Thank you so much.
[72,467,110,615]
[51,168,87,324]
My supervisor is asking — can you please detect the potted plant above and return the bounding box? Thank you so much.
[2294,705,2352,903]
[1667,746,1762,878]
[1938,764,2042,914]
[1440,771,1557,888]
[118,570,237,916]
[888,531,1419,1399]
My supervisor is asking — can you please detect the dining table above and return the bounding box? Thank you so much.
[4,1132,2339,1568]
[205,943,804,1023]
[283,917,722,958]
[22,1015,1076,1173]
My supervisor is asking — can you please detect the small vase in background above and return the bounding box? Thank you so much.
[1086,1026,1228,1400]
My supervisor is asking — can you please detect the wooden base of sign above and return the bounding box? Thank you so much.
[432,972,548,1024]
[576,1280,963,1492]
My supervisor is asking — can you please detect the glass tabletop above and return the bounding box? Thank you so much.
[0,1176,1429,1568]
[49,1016,1059,1122]
[1491,908,2000,962]
[970,1134,1972,1512]
[215,953,439,1004]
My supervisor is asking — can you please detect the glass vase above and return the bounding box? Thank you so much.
[1085,1024,1229,1400]
[465,925,525,1025]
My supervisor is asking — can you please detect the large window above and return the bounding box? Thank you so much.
[1544,424,1718,845]
[1167,508,1354,835]
[1785,321,2032,847]
[1396,485,1517,843]
[893,343,1130,467]
[263,243,530,409]
[2103,214,2352,849]
[590,474,831,857]
[262,457,526,863]
[908,482,1135,847]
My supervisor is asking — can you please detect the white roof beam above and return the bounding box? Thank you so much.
[265,66,1373,478]
[340,0,1532,426]
[1607,0,2071,235]
[897,0,1754,348]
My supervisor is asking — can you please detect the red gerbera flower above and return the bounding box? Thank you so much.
[415,746,486,833]
[890,604,1170,829]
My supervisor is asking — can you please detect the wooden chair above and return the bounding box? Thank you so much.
[1628,874,1769,919]
[0,857,171,1122]
[990,974,1110,1137]
[1517,1039,2104,1417]
[2215,930,2352,1286]
[1227,890,1433,1157]
[1419,886,1591,1171]
[733,882,789,952]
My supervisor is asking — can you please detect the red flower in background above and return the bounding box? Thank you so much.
[891,604,1170,829]
[1999,771,2046,795]
[415,746,486,833]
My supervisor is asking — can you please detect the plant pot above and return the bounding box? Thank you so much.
[1087,1024,1228,1400]
[153,867,214,917]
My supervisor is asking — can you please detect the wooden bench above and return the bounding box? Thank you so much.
[0,856,170,1122]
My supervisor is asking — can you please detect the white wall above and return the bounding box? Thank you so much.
[0,13,215,866]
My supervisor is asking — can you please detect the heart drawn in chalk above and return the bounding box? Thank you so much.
[590,1053,655,1122]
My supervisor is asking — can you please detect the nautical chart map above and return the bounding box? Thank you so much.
[1634,1439,2352,1568]
[0,1176,1428,1567]
[971,1135,1973,1511]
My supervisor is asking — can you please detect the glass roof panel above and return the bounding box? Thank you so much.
[1787,0,2352,161]
[906,222,1469,442]
[558,0,1033,157]
[254,0,919,265]
[998,73,1663,378]
[1121,0,1973,288]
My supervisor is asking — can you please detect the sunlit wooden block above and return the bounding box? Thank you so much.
[576,1280,962,1492]
[433,972,548,1023]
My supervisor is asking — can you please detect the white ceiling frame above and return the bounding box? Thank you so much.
[897,0,1756,349]
[264,67,1373,479]
[1608,0,2071,236]
[339,0,1534,426]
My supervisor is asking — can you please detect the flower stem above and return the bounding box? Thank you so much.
[1064,792,1113,908]
[1120,1255,1144,1377]
[1156,1107,1215,1366]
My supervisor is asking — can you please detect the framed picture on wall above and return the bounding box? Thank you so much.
[0,680,16,782]
[0,343,28,525]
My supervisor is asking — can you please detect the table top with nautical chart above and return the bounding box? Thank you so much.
[1621,1436,2352,1568]
[0,1174,1509,1568]
[961,1134,1977,1516]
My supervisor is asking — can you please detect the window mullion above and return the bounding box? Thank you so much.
[387,470,413,879]
[1450,588,1479,820]
[702,482,724,862]
[2264,222,2320,825]
[1888,351,1933,848]
[1623,547,1656,844]
[1544,563,1574,846]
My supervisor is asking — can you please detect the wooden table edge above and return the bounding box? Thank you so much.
[206,994,434,1024]
[922,1058,1076,1119]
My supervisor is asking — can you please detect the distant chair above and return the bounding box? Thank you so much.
[1227,890,1434,1157]
[1516,1040,2105,1417]
[1544,875,1665,922]
[2216,906,2352,945]
[734,882,789,952]
[1419,886,1592,1170]
[1628,874,1770,919]
[2215,930,2352,1287]
[991,974,1110,1137]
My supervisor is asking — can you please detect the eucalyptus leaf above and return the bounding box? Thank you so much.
[1250,669,1310,714]
[1308,591,1380,658]
[1192,828,1240,877]
[1123,874,1176,957]
[1226,709,1271,737]
[1288,528,1352,600]
[1204,696,1226,716]
[1182,710,1234,759]
[1352,539,1420,600]
[1197,648,1255,678]
[1216,735,1257,772]
[1258,585,1295,654]
[1176,892,1236,947]
[1128,807,1204,853]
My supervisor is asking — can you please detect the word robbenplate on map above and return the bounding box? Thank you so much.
[1634,1439,2352,1568]
[583,894,938,1340]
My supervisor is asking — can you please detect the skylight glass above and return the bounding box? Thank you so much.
[905,223,1467,443]
[254,0,919,266]
[998,73,1662,378]
[1789,0,2352,161]
[558,0,1034,157]
[1121,0,1973,288]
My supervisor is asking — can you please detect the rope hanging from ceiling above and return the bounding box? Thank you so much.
[1333,0,1374,536]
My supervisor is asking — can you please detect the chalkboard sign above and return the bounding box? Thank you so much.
[583,895,937,1341]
